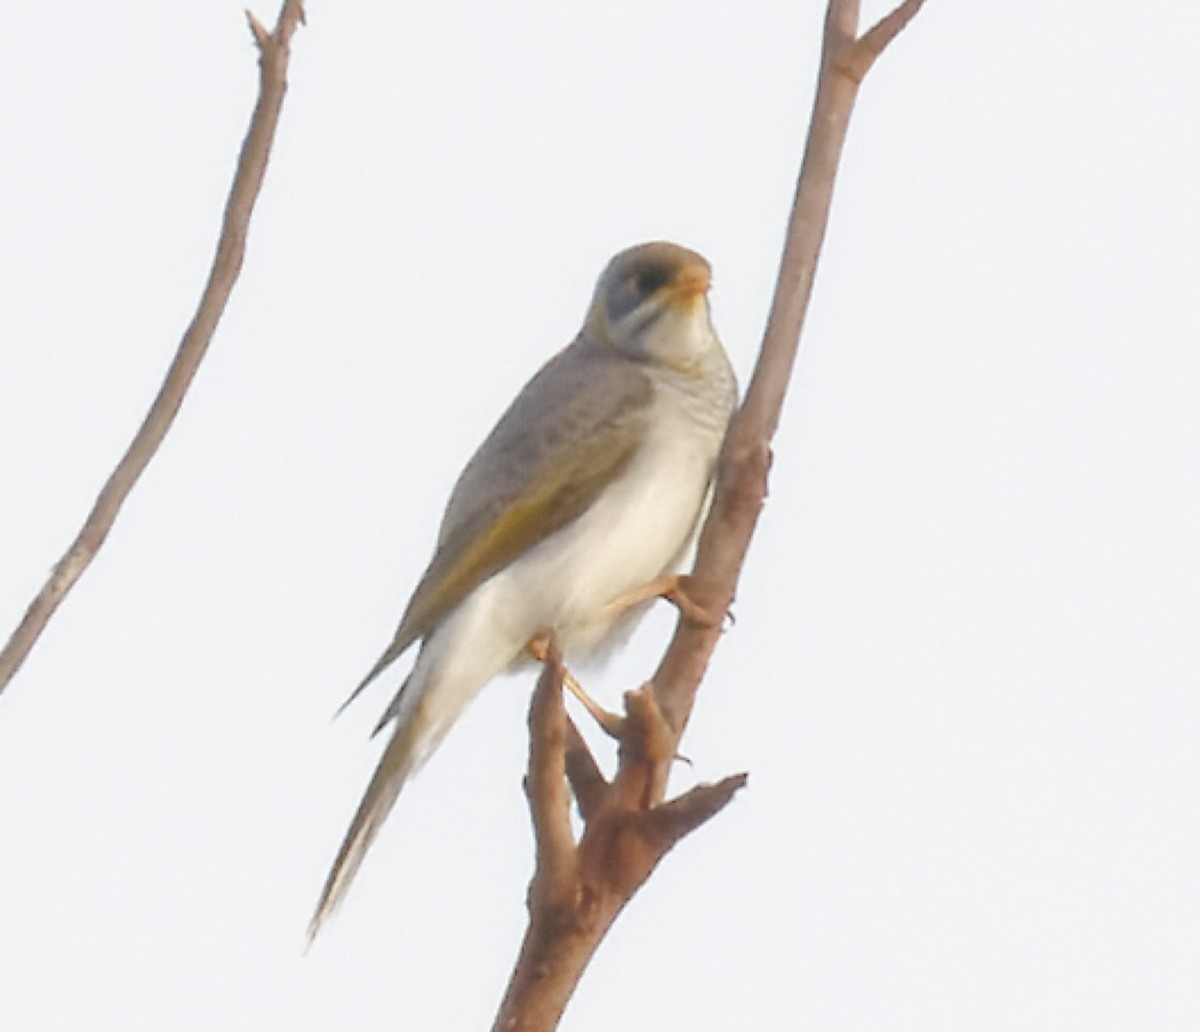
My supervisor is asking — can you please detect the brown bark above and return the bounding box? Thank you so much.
[494,1,927,1029]
[0,0,307,693]
[494,649,748,1032]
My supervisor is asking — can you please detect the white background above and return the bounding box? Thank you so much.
[2,2,1197,1029]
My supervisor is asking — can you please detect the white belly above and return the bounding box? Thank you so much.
[385,379,725,757]
[506,421,713,651]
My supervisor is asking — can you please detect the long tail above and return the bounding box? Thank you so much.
[310,584,521,938]
[307,700,440,940]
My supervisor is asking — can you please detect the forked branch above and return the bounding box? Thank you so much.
[0,0,306,693]
[494,654,747,1032]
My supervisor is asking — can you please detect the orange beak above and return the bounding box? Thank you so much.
[663,263,712,307]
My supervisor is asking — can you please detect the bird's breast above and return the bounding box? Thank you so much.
[484,380,728,657]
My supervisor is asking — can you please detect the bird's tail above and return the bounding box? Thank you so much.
[307,690,452,940]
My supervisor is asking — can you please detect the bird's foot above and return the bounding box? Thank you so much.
[526,635,624,739]
[602,573,721,628]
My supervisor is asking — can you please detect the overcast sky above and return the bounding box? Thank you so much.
[2,2,1198,1029]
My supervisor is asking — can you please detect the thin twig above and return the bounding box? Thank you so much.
[846,0,927,81]
[646,773,749,846]
[0,0,306,693]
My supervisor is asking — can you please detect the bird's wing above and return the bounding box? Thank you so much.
[343,340,654,705]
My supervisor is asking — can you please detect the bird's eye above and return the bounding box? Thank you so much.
[606,262,675,327]
[633,267,671,297]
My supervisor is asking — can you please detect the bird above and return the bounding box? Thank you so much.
[309,241,737,937]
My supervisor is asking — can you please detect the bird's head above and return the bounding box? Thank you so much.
[585,241,719,375]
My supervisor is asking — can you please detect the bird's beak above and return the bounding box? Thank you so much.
[663,263,712,308]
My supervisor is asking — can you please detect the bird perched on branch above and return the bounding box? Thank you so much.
[309,241,737,937]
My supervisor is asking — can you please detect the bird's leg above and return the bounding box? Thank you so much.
[601,573,721,627]
[526,635,624,739]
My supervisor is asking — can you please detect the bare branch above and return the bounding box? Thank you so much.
[245,11,272,50]
[495,1,927,1028]
[644,773,750,853]
[524,639,578,907]
[0,0,306,694]
[653,0,924,739]
[563,719,608,823]
[497,676,746,1032]
[844,0,927,81]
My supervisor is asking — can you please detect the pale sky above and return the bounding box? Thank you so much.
[2,2,1198,1029]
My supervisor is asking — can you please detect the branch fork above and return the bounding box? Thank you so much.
[494,640,747,1032]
